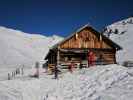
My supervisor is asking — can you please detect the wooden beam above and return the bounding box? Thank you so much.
[57,46,60,66]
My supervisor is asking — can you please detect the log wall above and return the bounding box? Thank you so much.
[94,50,116,64]
[58,49,116,65]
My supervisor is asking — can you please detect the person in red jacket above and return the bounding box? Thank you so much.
[68,62,74,73]
[88,51,95,67]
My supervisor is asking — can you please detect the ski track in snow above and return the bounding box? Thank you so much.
[0,64,133,100]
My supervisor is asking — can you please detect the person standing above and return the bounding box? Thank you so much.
[88,51,95,67]
[68,62,74,73]
[54,66,58,79]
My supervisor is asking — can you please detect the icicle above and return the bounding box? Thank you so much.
[75,33,78,40]
[100,34,102,41]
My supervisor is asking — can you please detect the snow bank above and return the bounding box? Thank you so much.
[103,17,133,63]
[0,64,133,100]
[44,64,129,100]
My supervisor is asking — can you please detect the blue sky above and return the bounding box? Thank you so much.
[0,0,132,37]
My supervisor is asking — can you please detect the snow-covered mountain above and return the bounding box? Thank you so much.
[103,17,133,63]
[0,26,63,67]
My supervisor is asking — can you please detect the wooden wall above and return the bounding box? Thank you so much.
[58,49,116,65]
[60,28,112,49]
[94,50,116,64]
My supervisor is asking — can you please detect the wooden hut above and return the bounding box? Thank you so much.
[45,24,122,69]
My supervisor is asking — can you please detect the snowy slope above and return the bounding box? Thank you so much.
[0,64,133,100]
[103,17,133,63]
[0,26,63,67]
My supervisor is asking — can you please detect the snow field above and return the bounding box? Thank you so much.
[0,64,133,100]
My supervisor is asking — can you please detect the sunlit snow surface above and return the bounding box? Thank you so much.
[0,64,133,100]
[0,26,63,67]
[103,17,133,63]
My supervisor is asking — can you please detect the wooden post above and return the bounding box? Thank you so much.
[88,50,90,67]
[51,53,53,64]
[100,34,102,48]
[21,67,24,75]
[35,62,39,78]
[114,50,117,64]
[57,46,60,67]
[8,73,10,80]
[12,72,14,78]
[14,71,15,77]
[21,65,24,75]
[52,54,54,64]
